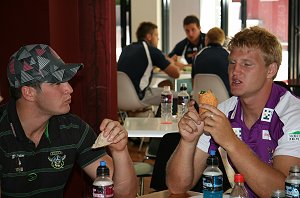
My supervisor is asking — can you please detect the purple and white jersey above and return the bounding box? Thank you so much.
[197,84,300,198]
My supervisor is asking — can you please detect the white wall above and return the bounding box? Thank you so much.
[169,0,200,51]
[131,0,162,49]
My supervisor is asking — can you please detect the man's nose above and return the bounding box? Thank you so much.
[62,82,73,94]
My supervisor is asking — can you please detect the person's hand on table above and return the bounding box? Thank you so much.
[178,100,204,143]
[99,118,128,152]
[183,64,192,72]
[153,66,161,73]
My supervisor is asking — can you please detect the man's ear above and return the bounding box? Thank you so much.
[145,33,152,42]
[21,86,36,101]
[267,62,278,79]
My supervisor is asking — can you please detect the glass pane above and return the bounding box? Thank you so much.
[199,0,222,32]
[228,0,289,81]
[247,0,289,81]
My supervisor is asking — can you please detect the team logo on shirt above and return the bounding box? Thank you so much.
[262,130,271,140]
[288,131,300,141]
[261,108,274,122]
[48,151,66,169]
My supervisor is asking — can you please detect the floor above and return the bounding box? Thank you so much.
[128,139,156,196]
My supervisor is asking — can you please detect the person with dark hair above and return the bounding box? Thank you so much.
[192,27,231,95]
[0,44,137,197]
[167,26,300,197]
[168,15,206,65]
[118,21,182,105]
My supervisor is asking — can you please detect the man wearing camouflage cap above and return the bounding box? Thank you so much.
[0,44,137,197]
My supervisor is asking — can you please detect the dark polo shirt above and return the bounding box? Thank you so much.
[118,40,170,99]
[0,100,106,197]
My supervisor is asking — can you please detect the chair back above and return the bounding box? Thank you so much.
[117,71,150,111]
[193,73,229,102]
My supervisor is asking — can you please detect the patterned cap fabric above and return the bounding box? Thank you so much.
[7,44,83,88]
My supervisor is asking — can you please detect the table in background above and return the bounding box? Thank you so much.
[151,70,192,92]
[124,117,179,138]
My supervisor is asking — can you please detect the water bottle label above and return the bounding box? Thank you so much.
[285,182,300,198]
[161,94,172,103]
[93,184,114,198]
[178,96,189,105]
[203,175,223,192]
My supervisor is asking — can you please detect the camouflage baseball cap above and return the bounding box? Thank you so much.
[7,44,83,88]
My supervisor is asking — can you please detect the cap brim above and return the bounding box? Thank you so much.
[46,63,84,84]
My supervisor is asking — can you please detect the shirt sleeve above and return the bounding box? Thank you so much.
[76,121,107,168]
[149,47,170,70]
[274,93,300,158]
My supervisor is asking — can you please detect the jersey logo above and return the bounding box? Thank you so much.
[262,130,271,140]
[11,154,24,172]
[48,151,66,169]
[288,131,300,141]
[261,108,274,122]
[232,128,242,139]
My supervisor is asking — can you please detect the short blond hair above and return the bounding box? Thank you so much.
[228,26,282,67]
[206,27,225,45]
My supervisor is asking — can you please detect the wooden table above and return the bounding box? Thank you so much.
[137,190,231,198]
[124,117,179,138]
[136,190,201,198]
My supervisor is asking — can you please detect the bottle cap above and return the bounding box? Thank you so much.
[97,161,109,176]
[234,173,245,183]
[209,150,216,156]
[180,83,187,91]
[100,161,106,166]
[207,150,219,166]
[163,86,170,91]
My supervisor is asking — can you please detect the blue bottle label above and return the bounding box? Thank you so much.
[285,182,300,198]
[203,175,223,192]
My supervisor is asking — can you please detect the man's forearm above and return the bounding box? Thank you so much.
[166,139,198,194]
[226,139,287,197]
[111,147,137,198]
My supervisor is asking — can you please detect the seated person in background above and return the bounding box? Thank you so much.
[118,21,182,106]
[0,44,137,197]
[166,26,300,197]
[168,15,206,66]
[192,27,231,95]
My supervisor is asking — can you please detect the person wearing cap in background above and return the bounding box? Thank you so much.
[168,15,206,66]
[0,44,137,197]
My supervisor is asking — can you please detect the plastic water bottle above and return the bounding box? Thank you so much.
[230,174,249,198]
[161,86,173,124]
[203,150,223,198]
[177,83,190,118]
[93,161,114,198]
[271,189,285,198]
[285,165,300,198]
